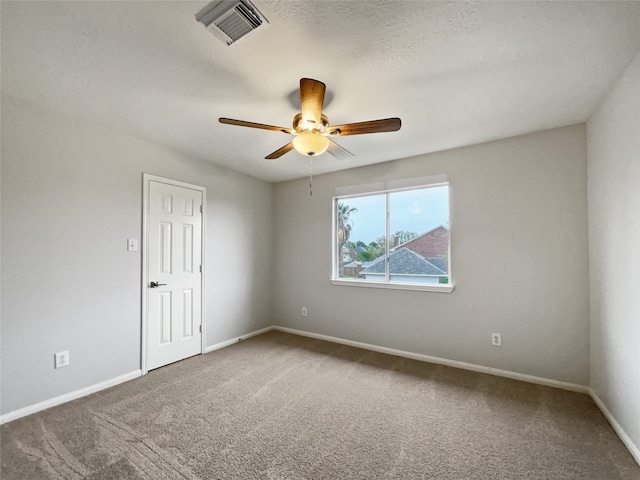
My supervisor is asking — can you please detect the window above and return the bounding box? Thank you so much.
[333,182,452,292]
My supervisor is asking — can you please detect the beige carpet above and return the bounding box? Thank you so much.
[1,331,639,479]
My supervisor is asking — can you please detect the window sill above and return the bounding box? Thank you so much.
[330,279,455,293]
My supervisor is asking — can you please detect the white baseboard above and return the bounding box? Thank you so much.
[204,326,275,354]
[0,370,141,425]
[0,327,274,426]
[273,325,588,393]
[4,326,637,468]
[588,388,640,466]
[273,325,640,466]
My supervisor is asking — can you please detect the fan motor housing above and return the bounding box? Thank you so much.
[293,113,329,133]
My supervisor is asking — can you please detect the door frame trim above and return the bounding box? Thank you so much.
[141,173,207,375]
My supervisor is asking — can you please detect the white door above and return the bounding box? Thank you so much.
[146,179,203,371]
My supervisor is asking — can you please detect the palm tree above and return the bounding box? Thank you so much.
[337,202,357,277]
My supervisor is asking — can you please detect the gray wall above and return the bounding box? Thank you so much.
[274,124,590,385]
[1,95,274,414]
[587,51,640,455]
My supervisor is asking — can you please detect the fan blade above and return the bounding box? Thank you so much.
[265,142,295,160]
[327,140,354,161]
[219,118,294,135]
[300,78,326,126]
[328,117,401,136]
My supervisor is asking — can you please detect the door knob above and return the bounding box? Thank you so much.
[149,281,167,288]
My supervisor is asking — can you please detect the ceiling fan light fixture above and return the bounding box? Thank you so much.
[218,78,401,160]
[293,132,330,156]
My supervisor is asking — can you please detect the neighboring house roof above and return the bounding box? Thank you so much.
[423,257,447,273]
[392,225,449,259]
[392,225,449,249]
[360,248,447,276]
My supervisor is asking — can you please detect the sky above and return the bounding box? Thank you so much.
[340,186,449,245]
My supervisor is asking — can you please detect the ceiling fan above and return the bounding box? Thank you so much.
[219,78,401,160]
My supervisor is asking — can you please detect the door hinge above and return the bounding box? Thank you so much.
[200,205,203,213]
[199,265,202,273]
[199,325,202,333]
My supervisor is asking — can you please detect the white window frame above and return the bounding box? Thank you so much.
[331,181,454,293]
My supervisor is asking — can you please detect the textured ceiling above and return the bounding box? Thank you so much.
[2,1,639,182]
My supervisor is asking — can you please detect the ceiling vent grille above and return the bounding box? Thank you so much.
[196,0,268,46]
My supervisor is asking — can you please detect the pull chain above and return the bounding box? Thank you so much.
[309,157,313,196]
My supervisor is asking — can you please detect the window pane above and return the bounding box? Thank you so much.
[336,195,386,280]
[388,186,449,284]
[334,183,451,288]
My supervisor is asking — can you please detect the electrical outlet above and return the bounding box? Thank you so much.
[491,333,502,347]
[127,238,138,252]
[301,307,307,317]
[55,351,70,368]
